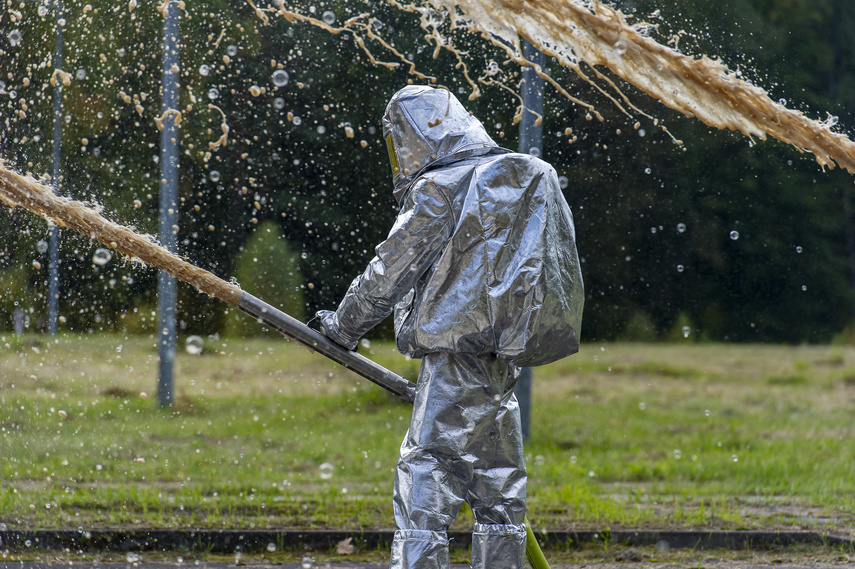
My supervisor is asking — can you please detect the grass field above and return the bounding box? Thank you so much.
[1,333,854,538]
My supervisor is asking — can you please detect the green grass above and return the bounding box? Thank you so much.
[1,333,854,536]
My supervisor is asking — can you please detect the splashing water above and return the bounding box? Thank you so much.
[185,335,204,355]
[318,462,334,479]
[7,30,22,47]
[271,69,289,87]
[261,0,855,174]
[0,163,243,306]
[92,248,113,266]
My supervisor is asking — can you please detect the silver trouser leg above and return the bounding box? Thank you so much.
[470,523,526,569]
[391,352,527,569]
[466,380,527,525]
[391,530,450,569]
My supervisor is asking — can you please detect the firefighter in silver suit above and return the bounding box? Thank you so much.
[318,85,583,569]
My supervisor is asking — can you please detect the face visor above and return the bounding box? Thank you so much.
[385,132,400,177]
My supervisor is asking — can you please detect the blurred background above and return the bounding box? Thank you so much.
[2,0,855,345]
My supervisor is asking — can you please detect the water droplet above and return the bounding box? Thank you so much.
[273,97,286,110]
[199,64,210,76]
[613,40,627,56]
[317,125,326,134]
[227,45,238,57]
[36,240,49,253]
[729,230,739,240]
[732,454,739,463]
[318,462,334,479]
[638,129,646,137]
[558,175,568,189]
[322,11,336,25]
[185,335,204,355]
[271,69,289,87]
[92,248,112,266]
[76,69,87,81]
[676,223,686,233]
[209,170,221,182]
[676,264,684,272]
[801,284,807,291]
[7,30,22,47]
[672,449,682,459]
[301,557,314,569]
[681,326,691,338]
[778,98,787,106]
[528,147,541,158]
[823,113,839,128]
[38,5,48,17]
[292,116,302,126]
[644,167,651,174]
[795,246,802,253]
[638,402,646,410]
[207,87,219,100]
[360,338,371,349]
[266,542,277,553]
[126,553,140,563]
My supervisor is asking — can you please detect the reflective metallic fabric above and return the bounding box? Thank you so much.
[471,523,527,569]
[318,85,583,569]
[323,85,583,367]
[390,530,450,569]
[381,85,496,202]
[391,352,527,569]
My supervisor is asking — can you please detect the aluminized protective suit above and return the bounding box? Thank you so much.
[318,85,583,569]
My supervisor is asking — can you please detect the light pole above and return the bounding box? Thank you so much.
[47,0,64,335]
[157,0,180,408]
[516,39,545,441]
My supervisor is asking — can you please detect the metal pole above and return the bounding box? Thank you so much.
[157,1,180,407]
[47,0,64,335]
[516,39,545,441]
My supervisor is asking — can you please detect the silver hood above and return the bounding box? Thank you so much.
[382,85,497,203]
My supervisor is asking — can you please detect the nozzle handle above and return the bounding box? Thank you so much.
[236,291,416,403]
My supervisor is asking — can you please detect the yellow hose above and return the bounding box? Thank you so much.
[525,516,551,569]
